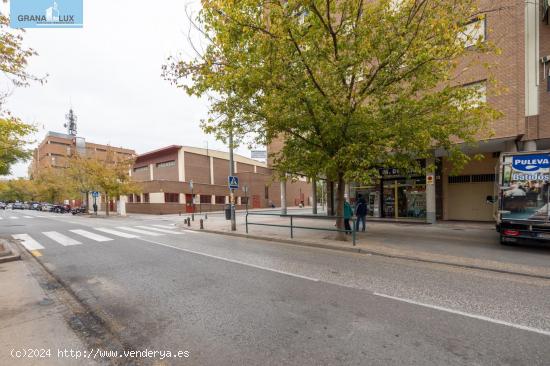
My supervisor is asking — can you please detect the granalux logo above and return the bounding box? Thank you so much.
[10,0,83,28]
[512,154,550,172]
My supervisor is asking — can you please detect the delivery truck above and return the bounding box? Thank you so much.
[496,151,550,245]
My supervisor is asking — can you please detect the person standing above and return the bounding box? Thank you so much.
[355,194,367,232]
[343,199,353,235]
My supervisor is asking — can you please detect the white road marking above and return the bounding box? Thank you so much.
[116,226,163,236]
[138,238,320,282]
[0,217,3,220]
[23,216,33,218]
[70,229,113,242]
[43,231,82,246]
[373,292,550,337]
[95,227,139,238]
[135,225,182,234]
[152,224,177,229]
[12,234,44,250]
[9,216,18,219]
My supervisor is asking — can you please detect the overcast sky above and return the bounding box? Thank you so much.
[3,0,257,178]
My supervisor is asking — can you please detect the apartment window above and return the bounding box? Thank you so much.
[215,196,226,204]
[462,81,487,108]
[135,194,141,203]
[156,160,176,168]
[460,18,486,48]
[133,166,148,172]
[50,141,70,146]
[265,185,269,199]
[164,193,179,203]
[200,195,211,204]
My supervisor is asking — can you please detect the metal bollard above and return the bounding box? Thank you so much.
[187,218,191,227]
[205,213,208,220]
[200,219,204,229]
[192,213,195,221]
[179,211,181,216]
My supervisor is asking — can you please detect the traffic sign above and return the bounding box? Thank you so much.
[91,191,99,198]
[228,176,239,189]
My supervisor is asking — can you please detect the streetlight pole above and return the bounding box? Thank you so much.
[229,129,236,231]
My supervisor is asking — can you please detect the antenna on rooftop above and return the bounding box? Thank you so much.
[64,108,77,136]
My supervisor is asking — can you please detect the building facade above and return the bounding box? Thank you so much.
[126,145,312,215]
[270,1,550,222]
[29,131,136,178]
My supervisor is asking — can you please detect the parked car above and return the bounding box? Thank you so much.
[22,202,30,210]
[31,202,41,210]
[6,203,13,209]
[0,202,6,210]
[12,202,24,209]
[71,205,87,215]
[51,204,71,213]
[41,204,52,212]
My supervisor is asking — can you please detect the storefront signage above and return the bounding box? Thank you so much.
[511,154,550,181]
[10,0,84,28]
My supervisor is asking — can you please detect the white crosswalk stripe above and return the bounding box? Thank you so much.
[152,224,177,229]
[23,216,33,218]
[12,234,44,250]
[135,225,182,234]
[70,229,113,242]
[9,216,18,219]
[95,227,139,238]
[116,226,163,236]
[43,231,82,246]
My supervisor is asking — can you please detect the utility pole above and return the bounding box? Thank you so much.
[228,129,236,231]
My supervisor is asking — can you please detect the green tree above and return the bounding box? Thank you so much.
[0,14,44,175]
[66,153,139,216]
[165,0,501,235]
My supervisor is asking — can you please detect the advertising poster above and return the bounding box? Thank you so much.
[501,153,550,221]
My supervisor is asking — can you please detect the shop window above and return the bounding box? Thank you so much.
[143,193,150,203]
[164,193,179,203]
[215,196,226,204]
[200,195,211,204]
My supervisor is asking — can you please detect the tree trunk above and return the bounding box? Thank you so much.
[335,173,346,241]
[105,193,109,216]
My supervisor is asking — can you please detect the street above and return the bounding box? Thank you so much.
[1,210,549,365]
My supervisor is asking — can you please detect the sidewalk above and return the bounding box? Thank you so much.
[180,213,550,279]
[0,244,101,365]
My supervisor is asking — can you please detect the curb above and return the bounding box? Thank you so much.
[182,227,550,280]
[0,239,21,263]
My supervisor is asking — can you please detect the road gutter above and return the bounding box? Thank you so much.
[182,228,550,281]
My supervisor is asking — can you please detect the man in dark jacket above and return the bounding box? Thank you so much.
[355,195,368,232]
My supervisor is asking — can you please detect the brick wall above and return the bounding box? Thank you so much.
[185,152,211,184]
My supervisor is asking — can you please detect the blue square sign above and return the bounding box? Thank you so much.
[228,176,239,189]
[10,0,83,28]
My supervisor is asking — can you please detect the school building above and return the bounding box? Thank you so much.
[125,145,312,215]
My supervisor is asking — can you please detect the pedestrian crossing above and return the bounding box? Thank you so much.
[0,215,35,220]
[12,224,184,252]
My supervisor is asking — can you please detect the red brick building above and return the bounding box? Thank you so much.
[126,145,311,215]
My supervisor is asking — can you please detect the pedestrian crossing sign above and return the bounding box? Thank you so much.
[228,176,239,189]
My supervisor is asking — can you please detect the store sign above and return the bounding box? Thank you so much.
[511,154,550,181]
[379,168,400,176]
[10,0,84,28]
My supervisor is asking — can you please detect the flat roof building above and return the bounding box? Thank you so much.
[127,145,311,214]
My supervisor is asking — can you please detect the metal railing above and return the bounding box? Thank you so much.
[245,211,357,245]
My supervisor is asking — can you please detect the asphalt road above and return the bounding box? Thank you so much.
[2,209,549,365]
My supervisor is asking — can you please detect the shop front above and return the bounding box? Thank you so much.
[352,168,428,220]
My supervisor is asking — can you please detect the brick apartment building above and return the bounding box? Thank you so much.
[270,1,550,222]
[126,145,312,215]
[29,131,135,178]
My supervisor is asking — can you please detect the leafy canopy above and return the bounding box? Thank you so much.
[166,0,500,184]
